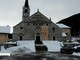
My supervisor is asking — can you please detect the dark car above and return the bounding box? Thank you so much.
[76,47,80,52]
[74,46,80,53]
[60,46,75,54]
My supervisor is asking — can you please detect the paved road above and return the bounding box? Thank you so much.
[0,52,80,60]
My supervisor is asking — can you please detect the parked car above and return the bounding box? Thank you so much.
[60,45,75,54]
[74,45,80,52]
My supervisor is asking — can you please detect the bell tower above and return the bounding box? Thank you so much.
[22,0,30,20]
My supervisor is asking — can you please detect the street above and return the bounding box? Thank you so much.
[0,52,80,60]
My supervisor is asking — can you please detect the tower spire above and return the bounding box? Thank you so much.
[22,0,30,20]
[24,0,29,7]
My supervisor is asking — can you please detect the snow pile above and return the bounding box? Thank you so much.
[0,53,10,56]
[10,46,33,55]
[4,42,17,44]
[7,46,32,53]
[72,52,80,56]
[1,46,33,56]
[1,40,35,56]
[17,40,35,52]
[7,40,35,53]
[0,46,10,56]
[71,37,80,41]
[43,41,63,52]
[1,46,9,53]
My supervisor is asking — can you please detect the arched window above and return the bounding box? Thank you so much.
[52,27,55,31]
[33,23,35,26]
[36,23,37,25]
[39,23,41,25]
[20,27,23,29]
[46,24,48,26]
[53,36,55,40]
[27,23,29,26]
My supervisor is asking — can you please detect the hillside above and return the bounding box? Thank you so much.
[57,13,80,37]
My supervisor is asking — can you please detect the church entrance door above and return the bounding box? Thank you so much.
[20,36,22,40]
[36,36,40,41]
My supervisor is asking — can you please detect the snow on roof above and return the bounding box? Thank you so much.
[0,25,10,33]
[56,23,70,28]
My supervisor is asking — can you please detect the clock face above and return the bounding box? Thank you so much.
[24,13,28,16]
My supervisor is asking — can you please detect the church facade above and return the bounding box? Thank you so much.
[13,0,62,41]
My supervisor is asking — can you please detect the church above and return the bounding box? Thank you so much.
[13,0,62,41]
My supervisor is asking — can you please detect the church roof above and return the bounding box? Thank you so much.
[24,10,52,23]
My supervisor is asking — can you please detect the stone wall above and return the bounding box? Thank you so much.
[13,22,62,41]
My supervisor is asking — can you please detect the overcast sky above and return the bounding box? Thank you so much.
[0,0,80,32]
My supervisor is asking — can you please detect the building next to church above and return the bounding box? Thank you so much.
[0,26,10,44]
[13,0,62,41]
[57,23,71,41]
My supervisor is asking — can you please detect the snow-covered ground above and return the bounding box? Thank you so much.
[0,40,80,56]
[0,40,35,56]
[0,40,63,56]
[2,40,35,52]
[1,40,63,53]
[17,41,36,52]
[43,41,63,52]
